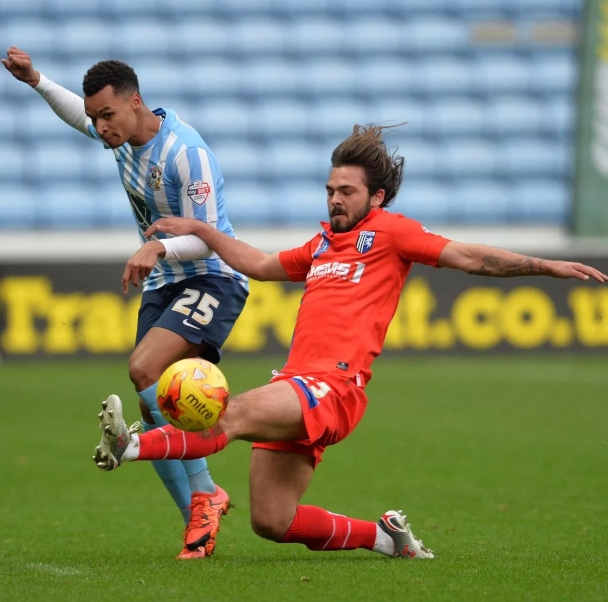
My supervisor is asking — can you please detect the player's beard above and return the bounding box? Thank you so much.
[330,196,372,233]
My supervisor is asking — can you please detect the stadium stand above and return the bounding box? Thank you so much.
[0,0,581,227]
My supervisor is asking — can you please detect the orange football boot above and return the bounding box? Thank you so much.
[177,485,231,560]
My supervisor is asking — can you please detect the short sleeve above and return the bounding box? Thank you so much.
[173,147,219,224]
[278,234,322,282]
[392,215,450,266]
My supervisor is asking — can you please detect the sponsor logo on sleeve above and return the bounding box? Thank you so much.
[187,180,211,205]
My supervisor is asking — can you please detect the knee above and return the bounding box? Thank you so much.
[250,509,294,542]
[129,351,155,391]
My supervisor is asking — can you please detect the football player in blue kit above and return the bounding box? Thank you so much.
[2,46,247,559]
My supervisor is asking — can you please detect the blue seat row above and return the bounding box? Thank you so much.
[0,178,569,228]
[0,136,572,181]
[0,0,582,17]
[1,95,574,140]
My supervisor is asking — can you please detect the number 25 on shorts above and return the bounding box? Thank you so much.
[172,288,220,325]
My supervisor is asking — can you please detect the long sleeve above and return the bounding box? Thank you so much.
[34,73,94,137]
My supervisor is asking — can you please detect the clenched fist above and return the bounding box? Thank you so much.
[2,47,40,87]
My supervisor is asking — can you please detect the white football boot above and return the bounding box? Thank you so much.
[92,394,140,471]
[378,510,435,559]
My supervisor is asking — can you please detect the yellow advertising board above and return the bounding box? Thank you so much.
[0,260,607,357]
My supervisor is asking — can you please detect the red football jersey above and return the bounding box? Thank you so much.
[278,209,450,385]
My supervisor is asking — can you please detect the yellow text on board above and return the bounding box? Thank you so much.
[0,276,607,354]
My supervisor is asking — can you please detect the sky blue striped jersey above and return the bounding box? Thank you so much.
[87,108,247,292]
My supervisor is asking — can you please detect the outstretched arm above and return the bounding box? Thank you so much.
[2,46,93,137]
[144,218,290,282]
[438,241,608,282]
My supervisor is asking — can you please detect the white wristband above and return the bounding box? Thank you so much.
[160,235,212,261]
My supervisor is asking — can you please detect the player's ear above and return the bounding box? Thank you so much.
[131,92,143,110]
[371,189,385,209]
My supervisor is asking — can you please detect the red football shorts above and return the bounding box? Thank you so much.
[252,372,369,467]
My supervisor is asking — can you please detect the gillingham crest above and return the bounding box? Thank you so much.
[356,231,376,254]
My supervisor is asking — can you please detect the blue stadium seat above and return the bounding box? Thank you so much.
[117,21,171,56]
[223,183,275,225]
[194,100,253,137]
[31,144,85,180]
[543,96,574,137]
[0,105,16,139]
[308,100,366,137]
[42,185,96,228]
[392,181,450,223]
[22,103,86,139]
[171,20,229,55]
[333,0,390,13]
[102,184,134,227]
[276,181,327,223]
[0,0,42,15]
[231,19,287,55]
[451,180,509,223]
[498,139,558,177]
[429,99,485,136]
[554,139,573,175]
[212,143,262,179]
[106,0,162,15]
[296,60,357,97]
[271,0,332,16]
[186,61,241,96]
[366,100,427,135]
[239,60,299,96]
[43,0,107,15]
[451,0,504,13]
[403,18,468,53]
[285,19,345,55]
[341,18,403,54]
[391,0,449,14]
[253,101,308,137]
[485,97,543,136]
[212,0,272,15]
[358,60,415,97]
[401,140,438,177]
[3,20,55,55]
[0,185,37,229]
[0,145,25,180]
[136,63,189,98]
[440,140,497,177]
[85,146,120,182]
[416,58,473,95]
[530,53,577,94]
[472,55,531,93]
[60,20,114,57]
[263,141,323,178]
[511,179,569,224]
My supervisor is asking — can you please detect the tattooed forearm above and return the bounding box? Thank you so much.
[469,254,548,277]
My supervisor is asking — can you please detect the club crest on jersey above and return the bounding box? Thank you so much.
[356,231,376,254]
[146,166,163,191]
[187,180,211,205]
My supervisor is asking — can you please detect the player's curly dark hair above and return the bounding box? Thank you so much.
[82,60,139,97]
[331,124,405,208]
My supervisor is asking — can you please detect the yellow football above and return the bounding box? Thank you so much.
[157,358,229,432]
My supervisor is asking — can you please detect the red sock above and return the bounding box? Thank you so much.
[280,505,376,551]
[137,425,228,461]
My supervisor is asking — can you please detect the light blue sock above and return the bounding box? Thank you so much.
[141,420,191,524]
[139,383,216,505]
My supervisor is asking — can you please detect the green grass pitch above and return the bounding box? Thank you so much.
[0,356,606,601]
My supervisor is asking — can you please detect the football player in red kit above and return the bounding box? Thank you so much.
[93,125,607,559]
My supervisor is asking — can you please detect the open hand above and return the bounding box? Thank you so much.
[2,47,40,87]
[546,260,608,283]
